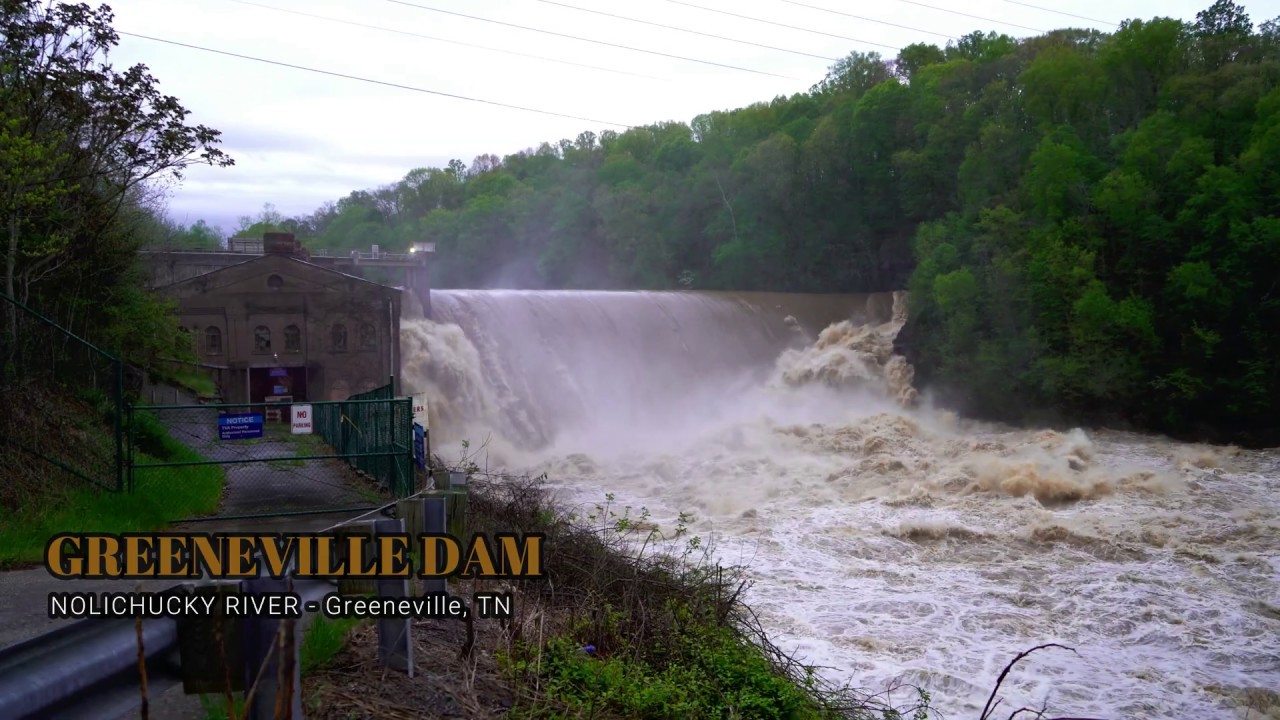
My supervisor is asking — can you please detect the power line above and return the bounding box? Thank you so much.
[778,0,955,40]
[997,0,1116,27]
[382,0,796,79]
[889,0,1046,35]
[659,0,901,51]
[117,32,635,129]
[531,0,839,61]
[221,0,668,81]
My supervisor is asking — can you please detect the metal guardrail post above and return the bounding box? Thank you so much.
[114,358,124,491]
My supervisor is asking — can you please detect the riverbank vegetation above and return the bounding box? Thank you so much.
[270,1,1279,446]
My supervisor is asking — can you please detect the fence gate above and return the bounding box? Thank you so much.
[128,385,415,522]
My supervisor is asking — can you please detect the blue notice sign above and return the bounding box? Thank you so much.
[413,423,426,469]
[269,368,288,378]
[219,413,264,440]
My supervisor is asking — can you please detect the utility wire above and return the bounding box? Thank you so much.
[778,0,955,40]
[221,0,668,81]
[997,0,1116,26]
[889,0,1046,35]
[118,32,635,128]
[530,0,838,61]
[659,0,900,51]
[382,0,796,79]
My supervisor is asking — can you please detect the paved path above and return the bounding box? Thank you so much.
[150,389,383,522]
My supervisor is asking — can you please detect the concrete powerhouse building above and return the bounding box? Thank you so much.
[155,233,403,406]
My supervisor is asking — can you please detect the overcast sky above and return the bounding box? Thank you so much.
[104,0,1237,234]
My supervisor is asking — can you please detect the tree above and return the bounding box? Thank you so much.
[1194,0,1253,68]
[254,0,1280,444]
[0,0,232,321]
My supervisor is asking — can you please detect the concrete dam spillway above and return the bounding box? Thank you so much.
[400,288,1280,720]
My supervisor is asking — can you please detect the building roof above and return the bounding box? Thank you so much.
[154,253,403,295]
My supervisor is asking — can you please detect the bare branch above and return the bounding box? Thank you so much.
[980,643,1079,720]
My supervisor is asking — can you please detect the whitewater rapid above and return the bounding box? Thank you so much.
[402,289,1280,719]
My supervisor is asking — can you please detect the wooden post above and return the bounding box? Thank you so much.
[422,496,447,595]
[240,575,302,720]
[447,473,468,539]
[334,521,377,595]
[174,582,244,694]
[374,518,414,676]
[397,498,425,545]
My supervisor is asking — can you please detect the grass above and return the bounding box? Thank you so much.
[198,615,369,720]
[0,406,225,567]
[301,615,368,675]
[154,365,219,399]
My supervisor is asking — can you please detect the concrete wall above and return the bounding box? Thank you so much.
[161,254,401,403]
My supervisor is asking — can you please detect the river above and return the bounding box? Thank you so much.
[400,288,1280,719]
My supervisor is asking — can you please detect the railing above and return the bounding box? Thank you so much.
[307,249,419,262]
[0,493,467,720]
[138,247,425,263]
[0,574,334,720]
[312,383,415,498]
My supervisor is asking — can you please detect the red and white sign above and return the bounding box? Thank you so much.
[411,393,428,429]
[291,404,313,435]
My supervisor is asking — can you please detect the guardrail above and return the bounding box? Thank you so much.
[0,577,335,720]
[138,248,425,262]
[0,486,467,720]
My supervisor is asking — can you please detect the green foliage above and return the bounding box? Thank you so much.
[250,0,1278,443]
[883,0,1280,442]
[300,615,366,675]
[0,408,223,566]
[500,613,833,720]
[0,0,231,414]
[97,283,194,372]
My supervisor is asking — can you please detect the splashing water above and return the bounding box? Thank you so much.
[401,289,1280,719]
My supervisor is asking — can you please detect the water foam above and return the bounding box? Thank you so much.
[400,288,1280,719]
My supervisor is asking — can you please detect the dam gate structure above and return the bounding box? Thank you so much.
[140,234,434,319]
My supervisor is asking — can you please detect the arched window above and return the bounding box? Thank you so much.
[331,324,347,351]
[254,325,271,353]
[267,274,284,289]
[284,324,301,353]
[205,326,222,355]
[359,323,376,349]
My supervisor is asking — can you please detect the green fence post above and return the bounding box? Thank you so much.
[114,359,124,492]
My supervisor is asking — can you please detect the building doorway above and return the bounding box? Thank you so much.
[249,366,309,405]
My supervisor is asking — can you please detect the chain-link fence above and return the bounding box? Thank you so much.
[130,394,414,521]
[0,293,126,496]
[313,383,415,498]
